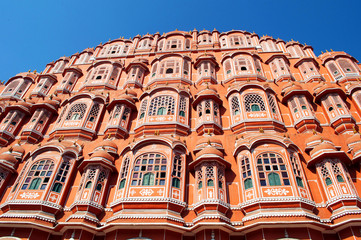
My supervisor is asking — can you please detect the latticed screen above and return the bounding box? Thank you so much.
[148,95,175,116]
[88,103,100,122]
[172,155,182,188]
[244,94,266,112]
[290,153,304,187]
[65,103,87,120]
[256,153,289,186]
[231,96,240,115]
[131,153,167,186]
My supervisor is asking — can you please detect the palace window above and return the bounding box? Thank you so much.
[231,96,240,116]
[131,153,167,186]
[65,103,87,121]
[87,103,100,122]
[338,59,357,74]
[234,58,253,73]
[244,94,266,112]
[166,39,182,50]
[159,60,180,75]
[51,161,70,193]
[256,153,289,186]
[289,153,304,188]
[179,97,187,117]
[230,35,244,47]
[139,100,148,119]
[119,157,130,189]
[197,168,203,189]
[206,165,214,187]
[240,155,253,190]
[148,96,175,116]
[22,160,55,190]
[171,155,182,188]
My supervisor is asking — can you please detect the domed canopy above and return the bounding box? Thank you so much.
[196,145,224,159]
[91,150,114,162]
[305,134,333,152]
[281,82,312,103]
[12,144,25,157]
[190,145,231,170]
[93,139,118,155]
[194,136,223,152]
[0,152,18,165]
[193,86,222,107]
[346,133,361,147]
[308,141,348,166]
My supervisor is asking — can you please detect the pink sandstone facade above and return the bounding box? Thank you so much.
[0,29,359,239]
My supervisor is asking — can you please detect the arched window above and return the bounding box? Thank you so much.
[256,153,289,186]
[224,60,232,76]
[338,59,357,73]
[240,155,253,190]
[230,35,244,47]
[87,103,100,122]
[197,168,203,189]
[148,96,175,116]
[139,99,148,119]
[179,97,187,117]
[22,160,54,190]
[205,165,214,187]
[231,96,240,116]
[159,60,180,75]
[166,39,182,50]
[234,58,253,73]
[171,155,182,188]
[131,153,167,186]
[51,161,70,193]
[244,94,266,112]
[289,153,305,188]
[65,103,87,121]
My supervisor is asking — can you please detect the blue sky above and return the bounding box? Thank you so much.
[0,0,360,81]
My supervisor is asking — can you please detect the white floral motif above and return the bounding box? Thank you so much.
[248,112,266,118]
[140,188,154,196]
[20,192,40,199]
[264,188,289,196]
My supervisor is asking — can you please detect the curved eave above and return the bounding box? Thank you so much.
[294,57,319,68]
[4,105,31,116]
[194,56,219,69]
[264,54,290,65]
[307,151,349,167]
[321,53,358,65]
[314,88,347,103]
[220,51,257,64]
[107,98,136,110]
[0,160,16,173]
[62,67,83,77]
[61,93,107,106]
[78,158,116,172]
[125,62,149,73]
[189,155,230,170]
[38,74,57,83]
[150,53,192,65]
[233,136,296,157]
[139,86,191,100]
[120,137,189,156]
[226,83,275,98]
[86,60,123,72]
[193,93,222,107]
[282,89,313,104]
[31,103,58,114]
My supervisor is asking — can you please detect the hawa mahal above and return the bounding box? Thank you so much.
[0,29,360,240]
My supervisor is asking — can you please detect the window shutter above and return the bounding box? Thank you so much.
[175,61,180,74]
[338,59,356,73]
[159,63,165,74]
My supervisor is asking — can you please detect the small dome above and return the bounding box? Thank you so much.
[306,134,332,148]
[346,133,361,146]
[310,142,337,156]
[44,99,59,108]
[91,150,114,161]
[12,144,25,155]
[17,101,31,109]
[282,83,302,96]
[94,139,118,153]
[196,136,222,147]
[119,94,135,103]
[196,145,224,159]
[121,89,137,97]
[0,153,17,165]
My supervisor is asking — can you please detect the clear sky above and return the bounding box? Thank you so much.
[0,0,360,81]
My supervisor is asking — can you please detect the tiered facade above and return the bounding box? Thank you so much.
[0,29,360,239]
